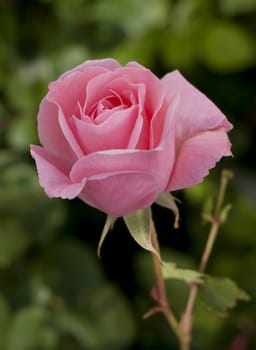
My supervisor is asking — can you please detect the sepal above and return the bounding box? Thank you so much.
[155,192,180,229]
[97,215,117,257]
[123,207,160,259]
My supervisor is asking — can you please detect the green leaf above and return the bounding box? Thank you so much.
[97,216,117,257]
[123,207,159,258]
[199,276,250,317]
[202,197,213,218]
[155,192,180,229]
[162,262,204,284]
[219,203,232,223]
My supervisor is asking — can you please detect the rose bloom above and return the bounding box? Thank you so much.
[31,59,232,217]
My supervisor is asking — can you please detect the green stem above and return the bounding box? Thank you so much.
[180,170,233,347]
[150,218,188,349]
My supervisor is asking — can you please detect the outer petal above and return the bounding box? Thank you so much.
[58,109,84,158]
[38,67,110,160]
[48,66,108,118]
[166,130,232,191]
[37,97,75,163]
[30,145,86,199]
[79,172,159,217]
[70,149,171,191]
[161,70,233,144]
[58,58,121,80]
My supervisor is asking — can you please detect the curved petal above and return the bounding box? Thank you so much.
[166,130,232,191]
[83,74,139,115]
[79,172,159,217]
[30,145,86,199]
[117,67,165,121]
[70,149,172,191]
[37,97,75,163]
[48,66,108,118]
[73,105,139,153]
[161,71,233,145]
[115,67,166,148]
[125,61,148,69]
[59,58,121,80]
[58,109,84,158]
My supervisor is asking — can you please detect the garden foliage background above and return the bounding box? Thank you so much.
[0,0,256,349]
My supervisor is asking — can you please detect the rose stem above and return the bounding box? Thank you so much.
[180,170,233,349]
[149,217,188,350]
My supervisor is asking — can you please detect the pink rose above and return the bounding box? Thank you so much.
[30,59,232,217]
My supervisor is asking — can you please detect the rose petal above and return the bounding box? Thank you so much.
[59,58,121,80]
[48,66,108,118]
[117,67,165,120]
[30,145,86,199]
[37,97,75,163]
[166,129,232,191]
[73,105,139,153]
[125,61,148,69]
[116,67,166,148]
[84,74,139,115]
[70,148,173,193]
[161,71,233,145]
[58,109,84,158]
[79,172,158,217]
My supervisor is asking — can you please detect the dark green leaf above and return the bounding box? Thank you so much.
[162,262,204,284]
[199,276,250,316]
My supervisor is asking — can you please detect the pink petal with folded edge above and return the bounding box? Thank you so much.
[38,98,75,163]
[73,105,139,153]
[58,109,84,158]
[48,66,109,118]
[30,145,86,199]
[83,74,139,116]
[166,129,232,191]
[70,148,172,191]
[58,58,121,80]
[79,172,159,217]
[161,71,233,145]
[117,67,165,119]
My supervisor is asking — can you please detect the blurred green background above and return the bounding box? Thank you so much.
[0,0,256,349]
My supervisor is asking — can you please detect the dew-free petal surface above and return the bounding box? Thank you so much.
[30,145,86,199]
[167,129,232,191]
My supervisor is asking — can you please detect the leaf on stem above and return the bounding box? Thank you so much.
[155,192,180,229]
[97,216,117,257]
[123,208,159,258]
[162,262,204,284]
[199,276,250,317]
[219,203,232,223]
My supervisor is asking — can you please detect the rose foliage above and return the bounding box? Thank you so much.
[31,59,232,217]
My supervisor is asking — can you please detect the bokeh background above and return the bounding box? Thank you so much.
[0,0,256,349]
